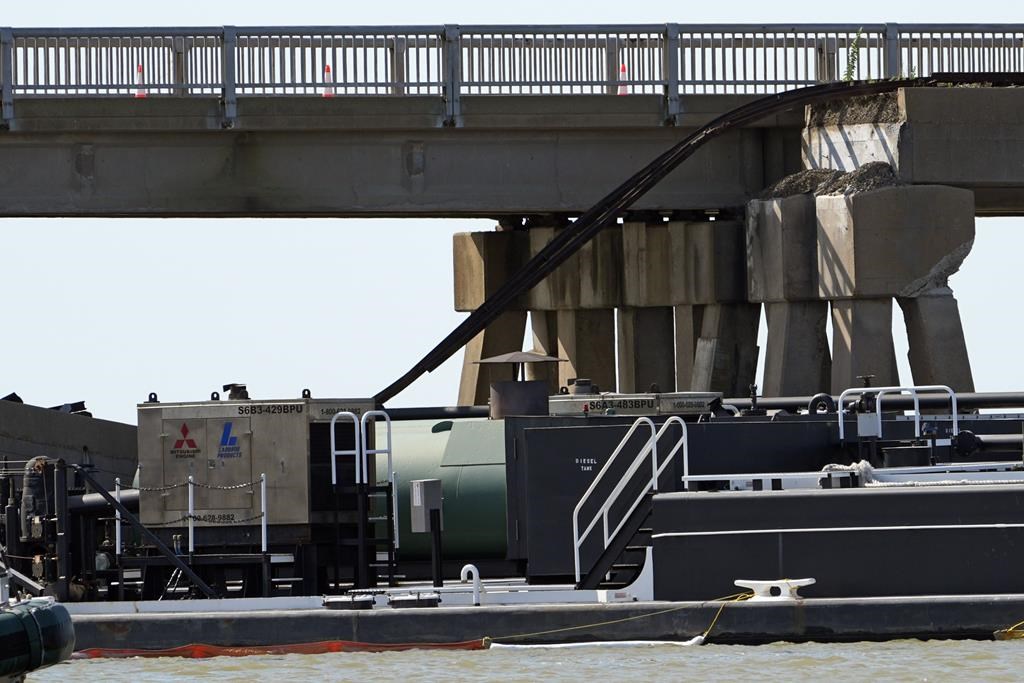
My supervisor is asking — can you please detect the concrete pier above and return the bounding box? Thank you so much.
[897,288,976,392]
[617,307,676,393]
[829,298,899,391]
[763,301,831,397]
[691,304,761,396]
[747,195,830,396]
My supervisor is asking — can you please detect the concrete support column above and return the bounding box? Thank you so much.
[816,184,976,393]
[691,303,761,395]
[897,287,975,392]
[618,221,674,393]
[524,224,620,393]
[457,310,528,406]
[763,301,831,396]
[453,229,529,405]
[747,195,830,396]
[674,304,704,391]
[525,311,561,393]
[617,307,675,394]
[670,220,751,395]
[555,309,617,393]
[829,298,898,391]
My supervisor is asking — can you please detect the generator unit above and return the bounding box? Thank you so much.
[135,389,392,594]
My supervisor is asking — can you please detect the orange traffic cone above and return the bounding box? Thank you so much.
[617,63,628,95]
[323,64,335,98]
[134,64,147,98]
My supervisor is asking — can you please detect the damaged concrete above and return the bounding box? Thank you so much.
[803,87,1024,214]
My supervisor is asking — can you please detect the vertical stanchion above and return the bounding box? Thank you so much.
[220,25,238,125]
[187,475,195,553]
[260,473,267,553]
[1,28,14,126]
[115,477,122,556]
[115,476,124,600]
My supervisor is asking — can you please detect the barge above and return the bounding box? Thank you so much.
[5,381,1024,651]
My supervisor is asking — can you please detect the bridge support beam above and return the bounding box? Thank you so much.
[673,305,703,391]
[617,307,675,394]
[671,220,756,396]
[691,303,761,396]
[828,298,899,391]
[457,311,528,406]
[897,288,975,392]
[746,195,830,396]
[815,184,976,393]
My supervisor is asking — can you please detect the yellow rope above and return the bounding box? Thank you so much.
[488,591,754,644]
[701,593,752,639]
[1002,618,1024,633]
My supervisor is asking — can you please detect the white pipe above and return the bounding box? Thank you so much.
[460,564,482,606]
[115,477,122,556]
[187,475,194,554]
[260,473,267,553]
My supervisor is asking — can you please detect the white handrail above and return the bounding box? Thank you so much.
[605,417,688,548]
[115,477,122,556]
[361,410,398,550]
[260,472,267,553]
[875,385,958,440]
[573,417,655,582]
[838,384,958,441]
[360,410,393,488]
[329,411,361,485]
[187,475,194,553]
[572,416,688,583]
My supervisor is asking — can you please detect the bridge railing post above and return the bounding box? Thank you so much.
[442,25,462,126]
[392,36,407,96]
[663,23,680,124]
[884,23,901,78]
[605,35,621,95]
[1,28,13,127]
[173,37,187,97]
[221,25,238,127]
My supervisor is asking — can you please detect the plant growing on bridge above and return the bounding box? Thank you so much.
[843,28,864,82]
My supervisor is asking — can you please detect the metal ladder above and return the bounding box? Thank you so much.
[329,410,397,588]
[572,416,688,585]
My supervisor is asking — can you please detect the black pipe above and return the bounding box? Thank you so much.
[69,464,219,599]
[374,73,1024,406]
[384,406,490,421]
[955,430,1024,457]
[724,391,1024,412]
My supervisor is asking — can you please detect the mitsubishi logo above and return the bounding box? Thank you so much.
[169,422,200,457]
[173,423,198,450]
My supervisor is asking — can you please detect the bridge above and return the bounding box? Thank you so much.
[2,23,1024,407]
[1,24,1023,216]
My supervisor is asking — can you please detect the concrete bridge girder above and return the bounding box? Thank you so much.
[0,96,795,217]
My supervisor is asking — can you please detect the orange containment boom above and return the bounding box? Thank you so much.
[73,638,492,659]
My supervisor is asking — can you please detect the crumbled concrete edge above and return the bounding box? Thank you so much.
[898,239,974,298]
[759,162,899,200]
[814,162,899,196]
[806,92,902,127]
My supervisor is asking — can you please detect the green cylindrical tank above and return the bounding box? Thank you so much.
[375,418,507,560]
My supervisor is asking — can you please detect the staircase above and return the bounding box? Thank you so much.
[573,417,688,590]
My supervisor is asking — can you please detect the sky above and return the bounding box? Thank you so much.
[3,1,1023,425]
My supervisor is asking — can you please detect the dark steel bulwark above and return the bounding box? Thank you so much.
[653,485,1024,601]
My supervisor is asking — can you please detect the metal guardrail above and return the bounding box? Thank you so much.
[1,24,1023,125]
